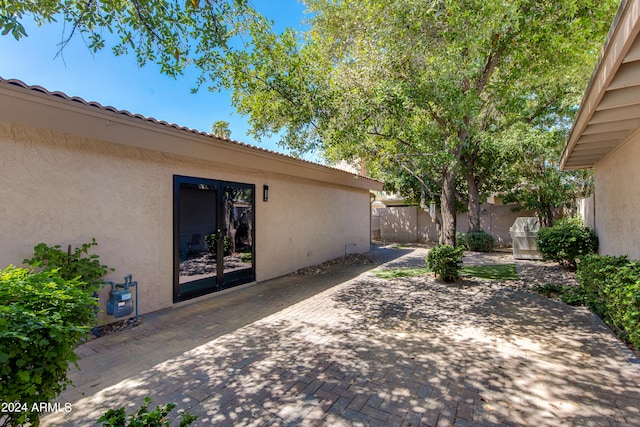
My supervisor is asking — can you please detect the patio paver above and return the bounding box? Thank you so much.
[40,246,640,426]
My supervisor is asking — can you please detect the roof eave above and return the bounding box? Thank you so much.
[0,77,383,192]
[561,0,640,171]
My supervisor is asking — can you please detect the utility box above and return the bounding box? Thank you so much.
[107,287,133,318]
[106,275,137,318]
[510,217,543,260]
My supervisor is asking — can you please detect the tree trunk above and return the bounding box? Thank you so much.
[543,204,554,228]
[225,198,237,255]
[466,171,482,232]
[440,170,457,246]
[245,210,253,247]
[536,192,555,228]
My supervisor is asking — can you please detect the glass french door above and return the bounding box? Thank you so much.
[173,176,255,302]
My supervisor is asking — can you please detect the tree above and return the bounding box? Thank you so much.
[501,123,594,227]
[222,186,252,255]
[369,155,445,240]
[234,0,616,245]
[0,0,262,79]
[211,120,231,139]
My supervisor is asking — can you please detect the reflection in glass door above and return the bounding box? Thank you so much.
[173,176,255,302]
[175,179,218,301]
[222,185,254,287]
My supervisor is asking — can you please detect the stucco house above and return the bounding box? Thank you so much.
[0,77,382,320]
[560,0,640,260]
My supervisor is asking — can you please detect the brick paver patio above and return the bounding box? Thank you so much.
[41,247,640,426]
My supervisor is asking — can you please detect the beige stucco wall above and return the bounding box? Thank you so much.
[378,206,418,242]
[375,203,534,246]
[594,134,640,260]
[0,122,372,320]
[455,204,536,247]
[578,195,595,230]
[371,213,381,240]
[257,173,371,279]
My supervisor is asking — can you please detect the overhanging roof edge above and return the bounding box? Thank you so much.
[0,77,383,191]
[561,0,640,170]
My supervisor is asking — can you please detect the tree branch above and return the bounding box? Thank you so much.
[424,101,450,137]
[366,129,413,149]
[475,30,512,94]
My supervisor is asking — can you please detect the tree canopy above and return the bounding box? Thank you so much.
[3,0,619,243]
[229,0,617,243]
[500,123,594,227]
[211,120,231,138]
[1,0,260,79]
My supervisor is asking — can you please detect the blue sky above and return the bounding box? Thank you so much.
[0,1,311,158]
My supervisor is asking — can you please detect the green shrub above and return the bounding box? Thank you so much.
[0,267,98,426]
[23,238,113,293]
[536,218,598,268]
[98,397,197,427]
[577,254,640,350]
[576,254,629,316]
[457,230,494,252]
[426,245,464,282]
[204,233,230,256]
[560,286,587,306]
[608,263,640,347]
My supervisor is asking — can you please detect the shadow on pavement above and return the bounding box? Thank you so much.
[42,246,640,426]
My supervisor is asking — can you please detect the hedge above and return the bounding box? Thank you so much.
[0,267,98,426]
[426,245,464,282]
[536,218,598,268]
[577,254,640,350]
[457,230,494,252]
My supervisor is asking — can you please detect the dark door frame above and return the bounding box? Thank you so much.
[173,175,255,303]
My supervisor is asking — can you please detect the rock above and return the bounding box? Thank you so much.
[290,253,373,275]
[88,318,141,341]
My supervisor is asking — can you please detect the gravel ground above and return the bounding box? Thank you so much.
[515,259,580,288]
[290,253,375,275]
[462,249,579,289]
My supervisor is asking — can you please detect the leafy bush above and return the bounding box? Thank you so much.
[457,230,494,252]
[204,233,216,254]
[0,267,98,426]
[98,397,197,426]
[426,245,464,282]
[536,218,598,268]
[576,254,629,316]
[559,286,587,306]
[204,233,230,256]
[577,254,640,348]
[23,238,113,293]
